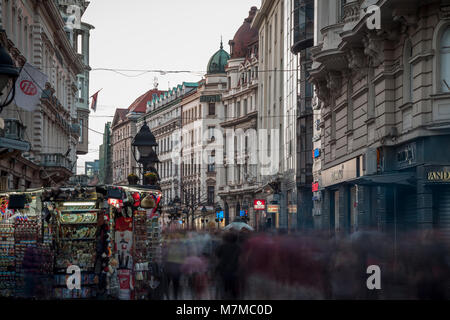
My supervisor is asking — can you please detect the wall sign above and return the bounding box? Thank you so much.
[313,148,320,158]
[426,166,450,182]
[200,95,222,103]
[253,199,266,210]
[321,158,358,187]
[312,182,319,192]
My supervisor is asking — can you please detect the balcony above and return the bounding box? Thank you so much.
[0,119,31,152]
[291,0,314,54]
[41,153,71,170]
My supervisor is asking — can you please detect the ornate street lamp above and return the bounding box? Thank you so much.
[131,122,159,184]
[0,43,20,111]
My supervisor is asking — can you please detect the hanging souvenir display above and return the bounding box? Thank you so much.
[52,188,99,299]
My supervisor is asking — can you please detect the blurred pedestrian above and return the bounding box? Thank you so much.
[215,231,241,299]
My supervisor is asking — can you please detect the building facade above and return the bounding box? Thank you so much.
[218,6,260,228]
[290,0,315,230]
[252,0,287,230]
[99,122,112,185]
[56,0,94,156]
[142,83,197,220]
[111,88,164,185]
[0,0,90,189]
[310,0,450,241]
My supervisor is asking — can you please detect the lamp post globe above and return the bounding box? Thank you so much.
[0,43,20,110]
[132,122,159,181]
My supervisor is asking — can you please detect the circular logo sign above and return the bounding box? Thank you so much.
[20,80,37,96]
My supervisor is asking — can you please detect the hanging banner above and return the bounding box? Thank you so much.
[14,62,48,112]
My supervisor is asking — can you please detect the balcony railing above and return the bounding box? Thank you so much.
[0,119,30,152]
[41,153,71,170]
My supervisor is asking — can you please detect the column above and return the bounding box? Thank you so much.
[417,166,433,229]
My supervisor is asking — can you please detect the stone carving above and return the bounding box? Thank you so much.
[313,80,330,105]
[392,11,419,34]
[362,31,384,67]
[327,71,342,94]
[346,48,368,81]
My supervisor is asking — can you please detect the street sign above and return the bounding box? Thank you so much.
[253,199,265,210]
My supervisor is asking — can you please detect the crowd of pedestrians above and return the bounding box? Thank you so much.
[160,228,450,300]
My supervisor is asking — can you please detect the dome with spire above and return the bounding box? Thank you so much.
[207,41,230,74]
[229,6,258,59]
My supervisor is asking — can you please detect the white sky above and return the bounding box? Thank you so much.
[77,0,259,174]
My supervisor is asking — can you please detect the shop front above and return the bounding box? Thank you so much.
[320,157,361,235]
[423,165,450,242]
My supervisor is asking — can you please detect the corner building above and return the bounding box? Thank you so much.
[310,0,450,241]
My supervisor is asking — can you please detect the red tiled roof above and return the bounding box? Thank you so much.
[112,108,128,127]
[128,89,165,113]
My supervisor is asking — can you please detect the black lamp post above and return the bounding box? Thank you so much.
[131,122,159,185]
[0,43,20,112]
[201,205,207,229]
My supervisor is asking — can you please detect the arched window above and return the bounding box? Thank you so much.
[403,39,413,102]
[440,27,450,92]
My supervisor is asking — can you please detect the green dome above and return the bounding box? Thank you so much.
[207,42,230,74]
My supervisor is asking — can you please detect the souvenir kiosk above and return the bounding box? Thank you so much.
[51,188,99,299]
[105,185,163,300]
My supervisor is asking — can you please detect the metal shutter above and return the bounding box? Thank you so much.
[437,187,450,243]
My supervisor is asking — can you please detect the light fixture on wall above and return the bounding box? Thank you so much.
[0,43,20,111]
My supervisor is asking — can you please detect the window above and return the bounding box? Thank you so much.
[208,126,215,140]
[208,103,215,115]
[236,101,241,117]
[208,153,215,172]
[404,39,414,102]
[243,99,248,115]
[207,186,215,205]
[79,119,83,143]
[440,27,450,92]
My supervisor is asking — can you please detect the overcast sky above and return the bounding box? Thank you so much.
[77,0,259,174]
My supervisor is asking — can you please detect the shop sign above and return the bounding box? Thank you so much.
[267,204,279,213]
[426,167,450,182]
[253,199,266,210]
[239,210,248,217]
[312,182,319,192]
[313,148,320,158]
[321,158,358,187]
[288,205,297,213]
[216,211,224,219]
[200,95,221,103]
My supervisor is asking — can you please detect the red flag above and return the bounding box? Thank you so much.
[90,89,102,112]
